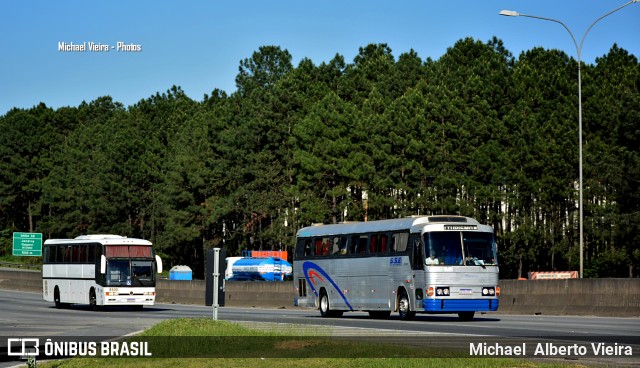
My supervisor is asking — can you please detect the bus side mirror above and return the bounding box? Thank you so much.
[155,255,163,274]
[100,255,106,274]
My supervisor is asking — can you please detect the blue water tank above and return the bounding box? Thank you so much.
[230,257,292,281]
[169,265,193,280]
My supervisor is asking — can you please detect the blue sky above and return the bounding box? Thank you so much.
[1,1,638,115]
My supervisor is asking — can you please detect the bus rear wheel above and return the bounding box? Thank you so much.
[319,290,342,318]
[54,286,66,309]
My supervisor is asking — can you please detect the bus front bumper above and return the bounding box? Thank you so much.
[104,299,155,306]
[422,298,499,312]
[104,295,156,305]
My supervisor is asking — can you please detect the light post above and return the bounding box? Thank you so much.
[500,1,638,278]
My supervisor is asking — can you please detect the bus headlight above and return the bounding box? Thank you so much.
[482,287,496,296]
[436,287,449,297]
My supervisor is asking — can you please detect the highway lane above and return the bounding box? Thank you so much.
[1,289,638,366]
[3,289,638,338]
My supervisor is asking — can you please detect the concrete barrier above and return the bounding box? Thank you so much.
[1,268,638,317]
[155,279,293,308]
[222,281,293,308]
[498,278,640,317]
[0,267,42,293]
[156,279,206,305]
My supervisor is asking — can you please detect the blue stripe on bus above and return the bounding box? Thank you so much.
[423,299,499,312]
[302,261,353,311]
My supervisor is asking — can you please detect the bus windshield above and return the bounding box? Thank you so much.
[106,259,155,287]
[424,231,497,266]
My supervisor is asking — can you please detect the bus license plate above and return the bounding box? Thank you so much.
[460,288,472,295]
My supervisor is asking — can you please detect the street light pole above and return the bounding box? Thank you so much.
[499,1,638,278]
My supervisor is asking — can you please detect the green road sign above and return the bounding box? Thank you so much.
[12,232,43,256]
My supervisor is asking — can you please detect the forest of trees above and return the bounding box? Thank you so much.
[1,37,638,279]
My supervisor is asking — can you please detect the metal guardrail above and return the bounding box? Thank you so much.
[0,261,41,270]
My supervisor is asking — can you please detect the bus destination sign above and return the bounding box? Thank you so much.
[444,225,478,231]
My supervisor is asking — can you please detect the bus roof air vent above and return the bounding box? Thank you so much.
[427,216,468,223]
[74,234,127,240]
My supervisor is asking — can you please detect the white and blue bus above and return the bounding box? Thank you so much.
[42,235,163,310]
[293,216,499,320]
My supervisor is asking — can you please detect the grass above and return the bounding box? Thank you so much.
[0,254,31,263]
[36,318,592,368]
[0,253,41,269]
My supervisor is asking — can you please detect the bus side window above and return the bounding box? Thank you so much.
[332,237,348,255]
[339,237,348,255]
[391,232,408,253]
[43,246,50,263]
[301,239,312,257]
[296,238,312,258]
[315,239,323,256]
[64,246,72,263]
[370,235,378,254]
[45,245,58,263]
[72,245,80,263]
[55,245,64,264]
[370,234,388,254]
[380,234,388,253]
[349,236,359,254]
[357,236,367,255]
[331,237,340,254]
[88,244,96,263]
[322,238,330,256]
[78,244,87,263]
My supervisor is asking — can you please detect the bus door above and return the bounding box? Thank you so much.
[409,233,425,309]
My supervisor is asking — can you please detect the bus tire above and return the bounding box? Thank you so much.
[398,289,415,320]
[54,286,66,309]
[89,288,100,311]
[319,290,342,318]
[458,312,475,321]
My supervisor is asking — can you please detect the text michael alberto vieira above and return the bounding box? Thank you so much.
[58,41,141,52]
[470,342,634,356]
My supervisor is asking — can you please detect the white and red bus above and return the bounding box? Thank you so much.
[43,235,162,310]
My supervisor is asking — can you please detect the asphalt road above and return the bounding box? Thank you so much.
[1,289,638,366]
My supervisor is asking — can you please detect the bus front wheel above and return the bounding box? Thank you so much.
[89,288,100,311]
[398,290,415,320]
